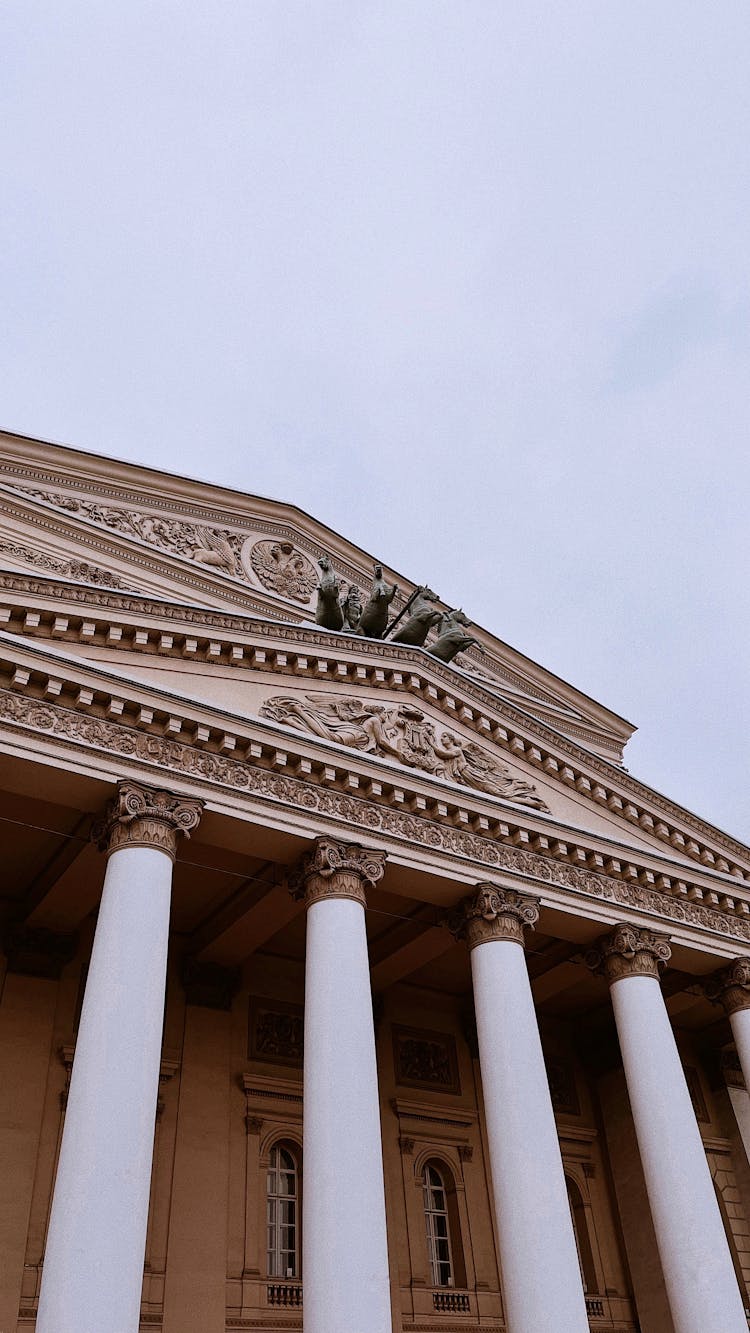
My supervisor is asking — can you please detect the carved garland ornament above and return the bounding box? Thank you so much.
[0,541,134,588]
[291,835,387,908]
[585,923,672,983]
[260,692,549,811]
[704,958,750,1015]
[451,883,541,949]
[92,778,204,860]
[1,687,749,943]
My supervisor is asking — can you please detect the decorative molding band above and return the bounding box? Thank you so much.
[2,572,748,873]
[704,958,750,1015]
[291,836,387,908]
[585,923,672,983]
[92,778,204,860]
[2,686,750,944]
[450,882,540,949]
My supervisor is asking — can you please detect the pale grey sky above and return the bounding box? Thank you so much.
[1,2,748,838]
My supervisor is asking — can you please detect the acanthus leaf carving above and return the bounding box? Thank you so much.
[92,778,204,860]
[260,692,549,811]
[453,882,540,948]
[704,957,750,1015]
[584,922,672,983]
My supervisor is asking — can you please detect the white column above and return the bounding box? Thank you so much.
[36,780,202,1333]
[461,884,589,1333]
[588,924,747,1333]
[707,958,750,1092]
[299,838,392,1333]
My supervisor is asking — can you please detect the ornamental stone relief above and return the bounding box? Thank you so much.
[245,539,317,601]
[15,486,325,602]
[1,685,749,943]
[392,1025,460,1094]
[0,540,134,588]
[16,487,246,577]
[260,693,549,811]
[249,998,304,1066]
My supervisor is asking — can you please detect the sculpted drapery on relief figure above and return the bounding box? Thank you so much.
[260,693,549,810]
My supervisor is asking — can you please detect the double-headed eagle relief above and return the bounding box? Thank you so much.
[315,558,479,664]
[260,693,549,811]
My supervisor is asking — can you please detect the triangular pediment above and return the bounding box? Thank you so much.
[0,430,634,766]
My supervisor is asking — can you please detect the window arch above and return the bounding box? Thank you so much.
[566,1175,597,1295]
[266,1142,300,1279]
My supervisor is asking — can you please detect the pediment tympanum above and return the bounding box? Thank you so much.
[260,692,549,811]
[10,485,320,606]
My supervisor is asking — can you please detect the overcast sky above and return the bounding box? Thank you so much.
[1,3,748,840]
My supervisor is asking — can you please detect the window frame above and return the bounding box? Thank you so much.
[266,1142,300,1280]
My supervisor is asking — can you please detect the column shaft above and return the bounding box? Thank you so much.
[471,939,589,1333]
[36,846,172,1333]
[729,1007,750,1094]
[300,840,392,1333]
[610,971,747,1333]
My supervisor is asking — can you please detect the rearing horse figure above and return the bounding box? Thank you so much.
[359,564,398,638]
[315,555,344,631]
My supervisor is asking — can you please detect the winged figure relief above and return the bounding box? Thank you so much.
[189,526,238,572]
[260,693,549,811]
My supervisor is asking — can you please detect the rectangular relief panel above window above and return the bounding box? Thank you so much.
[392,1025,460,1095]
[249,997,304,1067]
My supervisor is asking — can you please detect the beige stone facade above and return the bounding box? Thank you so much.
[1,428,750,1332]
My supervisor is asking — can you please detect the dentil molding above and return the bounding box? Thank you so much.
[2,686,750,944]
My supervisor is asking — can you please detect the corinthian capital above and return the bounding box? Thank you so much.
[451,882,540,950]
[93,779,204,861]
[704,958,750,1015]
[292,836,387,908]
[585,923,671,984]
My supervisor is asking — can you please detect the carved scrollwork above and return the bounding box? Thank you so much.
[16,488,244,578]
[451,882,540,949]
[704,957,750,1015]
[291,835,387,908]
[0,541,133,588]
[92,778,204,861]
[260,692,549,811]
[584,923,671,984]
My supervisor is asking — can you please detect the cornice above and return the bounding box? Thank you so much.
[1,666,750,947]
[1,576,748,874]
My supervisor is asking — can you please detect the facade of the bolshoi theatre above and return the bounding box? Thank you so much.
[2,429,750,1333]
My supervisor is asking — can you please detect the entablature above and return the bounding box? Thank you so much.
[1,629,749,961]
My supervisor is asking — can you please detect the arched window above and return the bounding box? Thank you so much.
[267,1144,299,1278]
[566,1176,597,1295]
[423,1163,454,1287]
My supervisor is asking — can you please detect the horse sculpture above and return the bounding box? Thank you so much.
[427,608,478,663]
[315,555,344,631]
[359,564,398,639]
[391,586,442,646]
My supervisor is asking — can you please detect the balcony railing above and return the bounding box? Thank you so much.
[585,1296,605,1317]
[267,1283,302,1307]
[433,1290,470,1312]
